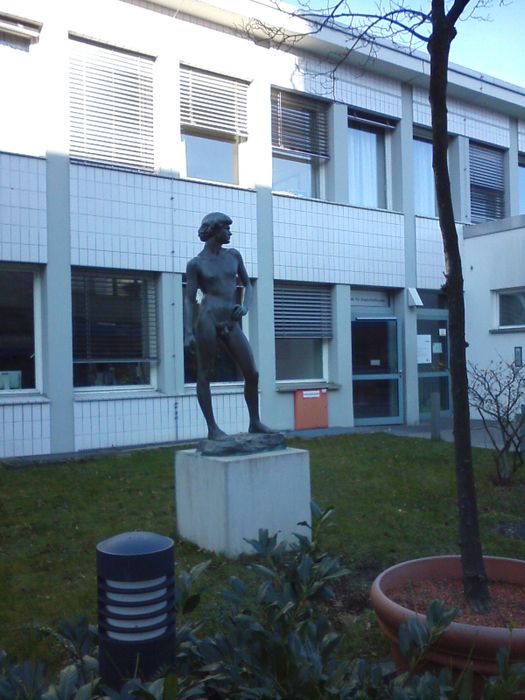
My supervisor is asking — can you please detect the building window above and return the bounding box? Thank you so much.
[69,37,155,170]
[180,65,248,184]
[274,283,332,380]
[469,141,505,223]
[518,154,525,215]
[348,110,394,209]
[0,12,41,47]
[499,289,525,328]
[0,268,36,390]
[271,89,329,198]
[413,134,436,216]
[72,269,158,387]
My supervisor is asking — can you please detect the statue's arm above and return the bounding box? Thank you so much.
[231,249,252,320]
[184,259,199,347]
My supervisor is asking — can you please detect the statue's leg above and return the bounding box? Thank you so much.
[224,327,274,433]
[196,316,227,440]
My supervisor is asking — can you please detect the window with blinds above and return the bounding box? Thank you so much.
[271,89,329,198]
[271,89,329,159]
[469,142,505,223]
[72,269,158,387]
[69,37,155,170]
[180,65,249,140]
[274,283,332,381]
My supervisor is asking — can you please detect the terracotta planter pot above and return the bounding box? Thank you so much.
[370,555,525,694]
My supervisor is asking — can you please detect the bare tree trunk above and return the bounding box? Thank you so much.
[428,1,489,610]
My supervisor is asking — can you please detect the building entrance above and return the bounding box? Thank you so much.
[352,317,403,424]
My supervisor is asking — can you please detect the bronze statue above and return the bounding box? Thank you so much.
[184,212,273,440]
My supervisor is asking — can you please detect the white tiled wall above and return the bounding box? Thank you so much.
[70,166,258,275]
[0,153,47,263]
[273,195,405,287]
[413,87,510,148]
[415,216,447,289]
[74,390,248,449]
[0,401,51,457]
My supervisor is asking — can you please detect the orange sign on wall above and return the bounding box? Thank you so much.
[294,388,328,430]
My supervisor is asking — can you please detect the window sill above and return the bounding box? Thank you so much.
[0,392,49,405]
[183,383,245,396]
[489,326,525,334]
[74,388,159,401]
[276,381,340,393]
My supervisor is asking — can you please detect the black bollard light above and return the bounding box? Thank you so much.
[96,531,175,690]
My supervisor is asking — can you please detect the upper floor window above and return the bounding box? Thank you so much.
[271,88,329,198]
[69,37,155,170]
[469,141,505,223]
[0,12,41,48]
[180,65,249,185]
[498,289,525,328]
[348,110,394,209]
[274,283,332,381]
[518,154,525,215]
[413,134,436,217]
[72,268,158,387]
[0,267,37,391]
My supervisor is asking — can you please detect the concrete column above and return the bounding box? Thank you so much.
[243,75,276,426]
[157,272,179,394]
[507,118,519,216]
[394,84,420,425]
[326,102,349,204]
[328,284,353,427]
[40,17,74,453]
[154,41,181,177]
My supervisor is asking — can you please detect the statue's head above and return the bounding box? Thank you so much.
[198,212,232,241]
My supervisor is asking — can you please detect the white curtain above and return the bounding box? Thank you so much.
[348,127,379,207]
[413,138,436,216]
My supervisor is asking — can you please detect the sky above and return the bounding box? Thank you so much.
[283,0,525,89]
[448,1,525,88]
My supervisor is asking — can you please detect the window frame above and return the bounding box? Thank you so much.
[271,88,330,199]
[69,36,155,171]
[72,268,159,391]
[518,153,525,215]
[0,264,41,394]
[180,64,249,185]
[469,140,506,224]
[347,109,395,210]
[274,282,332,382]
[496,288,525,330]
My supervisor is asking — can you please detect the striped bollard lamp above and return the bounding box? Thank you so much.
[96,531,175,690]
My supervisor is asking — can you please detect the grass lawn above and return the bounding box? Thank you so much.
[1,433,524,669]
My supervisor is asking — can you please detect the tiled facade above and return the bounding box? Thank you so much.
[1,0,524,458]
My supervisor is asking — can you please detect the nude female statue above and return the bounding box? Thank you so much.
[184,212,272,440]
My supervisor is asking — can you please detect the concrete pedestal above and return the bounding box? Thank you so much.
[175,447,311,557]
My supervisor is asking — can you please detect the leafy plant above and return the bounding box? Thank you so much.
[469,359,525,484]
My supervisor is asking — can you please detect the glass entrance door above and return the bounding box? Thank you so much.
[417,317,451,417]
[352,318,403,424]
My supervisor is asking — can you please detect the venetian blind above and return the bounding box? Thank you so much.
[271,89,329,159]
[180,65,249,139]
[69,38,155,170]
[469,142,505,223]
[72,269,158,362]
[274,283,332,338]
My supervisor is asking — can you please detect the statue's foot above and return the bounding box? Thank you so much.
[208,427,228,441]
[248,420,276,434]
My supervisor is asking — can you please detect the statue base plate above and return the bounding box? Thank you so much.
[175,447,311,557]
[197,431,287,456]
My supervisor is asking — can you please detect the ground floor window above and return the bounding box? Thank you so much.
[274,283,332,381]
[498,289,525,328]
[0,267,36,390]
[72,268,158,387]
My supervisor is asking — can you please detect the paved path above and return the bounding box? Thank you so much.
[289,418,498,450]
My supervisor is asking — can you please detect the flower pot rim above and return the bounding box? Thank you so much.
[371,554,525,638]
